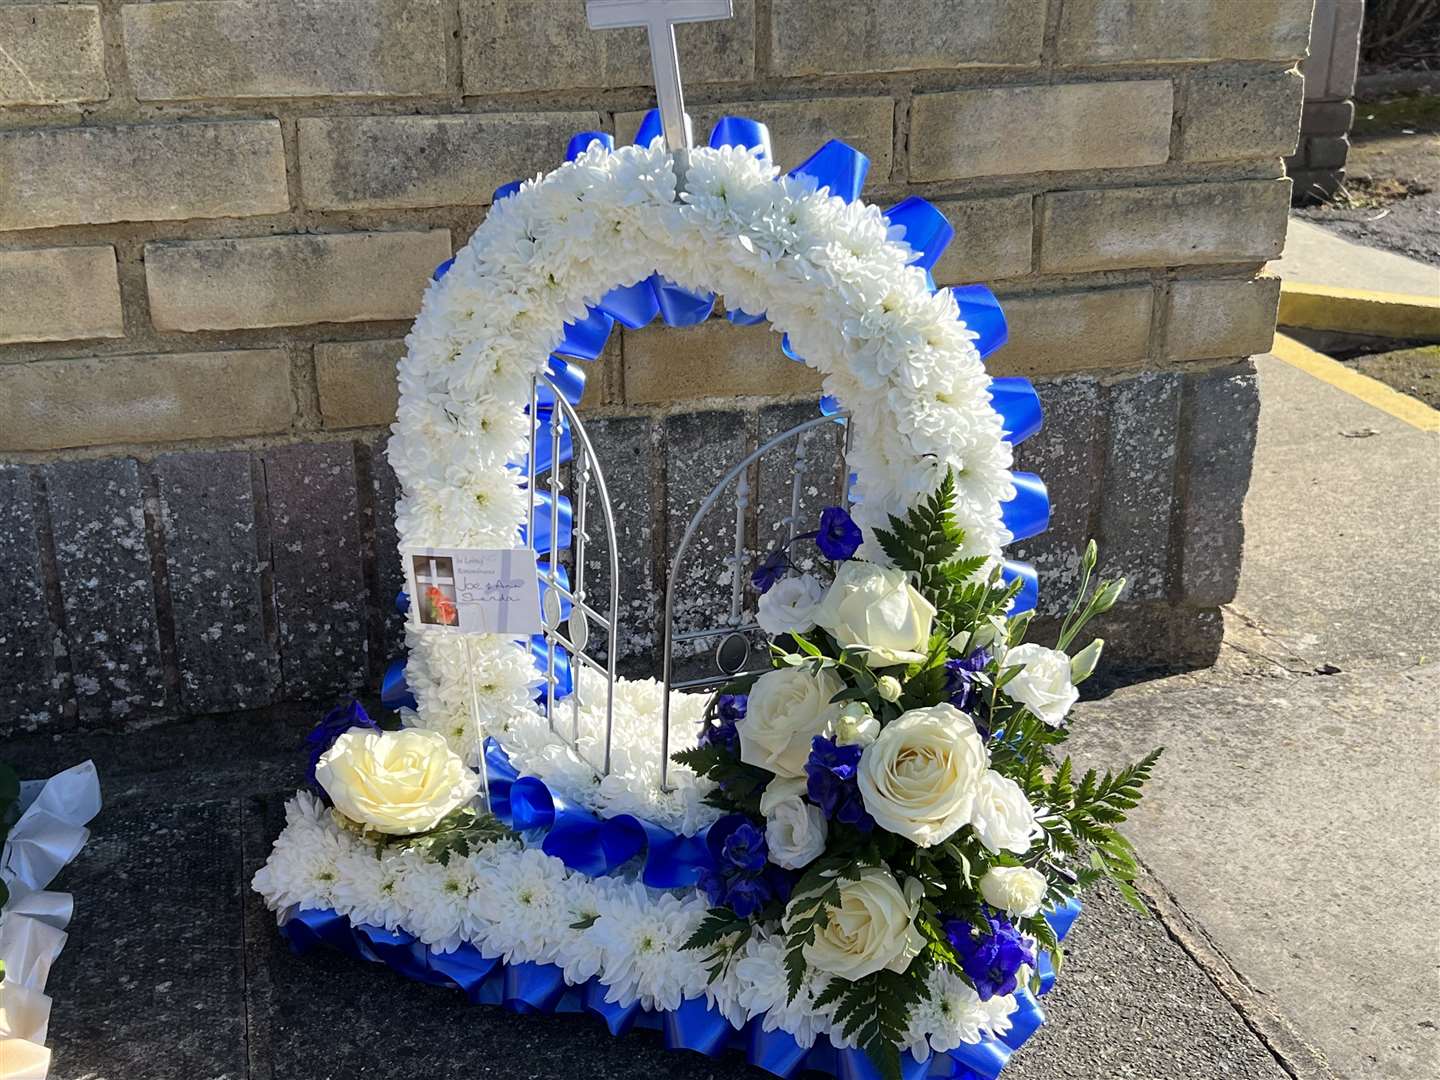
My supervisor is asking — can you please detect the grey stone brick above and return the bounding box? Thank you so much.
[0,4,108,106]
[932,195,1034,285]
[0,466,63,734]
[462,0,755,94]
[770,0,1044,74]
[1100,373,1183,601]
[1307,135,1351,170]
[298,112,600,211]
[0,121,288,231]
[145,230,451,332]
[369,435,408,664]
[1055,0,1312,63]
[154,451,278,713]
[1180,70,1304,162]
[1302,100,1355,137]
[262,443,368,700]
[1039,180,1292,274]
[910,82,1172,182]
[44,459,166,724]
[1009,377,1103,618]
[1165,277,1280,362]
[316,339,405,430]
[1180,364,1260,606]
[664,410,750,664]
[123,0,447,100]
[0,246,124,346]
[579,415,660,663]
[992,286,1154,378]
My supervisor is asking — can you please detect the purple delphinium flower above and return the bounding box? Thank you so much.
[751,549,788,594]
[721,822,769,873]
[944,911,1037,1000]
[724,875,773,919]
[305,699,379,788]
[944,648,991,713]
[804,735,875,832]
[699,694,746,755]
[816,506,863,562]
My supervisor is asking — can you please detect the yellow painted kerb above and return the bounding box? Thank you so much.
[1271,334,1440,433]
[1278,280,1440,338]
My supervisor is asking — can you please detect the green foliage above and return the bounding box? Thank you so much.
[814,953,935,1080]
[672,743,770,815]
[681,907,755,982]
[384,806,517,866]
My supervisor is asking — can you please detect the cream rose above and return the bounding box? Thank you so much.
[757,573,826,636]
[831,701,879,747]
[979,865,1048,918]
[739,666,845,778]
[813,562,936,667]
[857,704,987,846]
[1003,643,1079,727]
[789,867,925,980]
[970,771,1038,856]
[316,728,480,835]
[760,777,828,870]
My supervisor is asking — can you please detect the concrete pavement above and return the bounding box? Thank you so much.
[1272,218,1439,296]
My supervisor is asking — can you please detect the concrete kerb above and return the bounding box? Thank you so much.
[1278,282,1440,340]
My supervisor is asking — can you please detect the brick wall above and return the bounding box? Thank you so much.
[0,0,1311,733]
[1286,0,1361,201]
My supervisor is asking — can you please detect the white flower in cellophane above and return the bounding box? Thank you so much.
[471,847,575,965]
[589,882,709,1012]
[733,928,836,1049]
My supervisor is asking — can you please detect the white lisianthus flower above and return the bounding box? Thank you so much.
[788,867,924,980]
[813,562,936,667]
[856,704,988,846]
[979,866,1048,918]
[316,729,479,836]
[759,777,828,870]
[739,666,845,777]
[876,675,903,702]
[757,573,826,636]
[970,771,1039,856]
[831,701,879,747]
[1003,644,1079,727]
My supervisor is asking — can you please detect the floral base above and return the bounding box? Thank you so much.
[278,899,1078,1080]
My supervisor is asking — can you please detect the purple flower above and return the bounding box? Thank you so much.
[305,700,379,787]
[725,876,773,918]
[944,911,1037,1000]
[721,823,769,873]
[717,694,748,722]
[816,506,863,562]
[699,868,728,908]
[751,549,788,594]
[804,736,874,832]
[944,649,991,713]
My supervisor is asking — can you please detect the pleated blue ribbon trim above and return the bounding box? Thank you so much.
[280,894,1079,1080]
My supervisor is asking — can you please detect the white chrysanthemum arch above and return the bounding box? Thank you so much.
[388,140,1019,822]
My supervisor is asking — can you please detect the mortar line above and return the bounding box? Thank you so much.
[139,461,184,709]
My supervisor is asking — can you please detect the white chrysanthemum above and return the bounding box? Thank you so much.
[391,850,481,953]
[733,928,835,1049]
[589,882,709,1012]
[251,793,355,911]
[472,847,575,965]
[906,966,989,1058]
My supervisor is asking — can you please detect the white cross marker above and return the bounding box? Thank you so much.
[586,0,733,155]
[414,557,454,590]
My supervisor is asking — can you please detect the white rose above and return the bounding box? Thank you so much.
[757,574,826,636]
[876,675,902,702]
[760,777,829,871]
[316,728,479,836]
[857,704,987,847]
[1003,644,1079,727]
[831,702,879,747]
[970,771,1038,856]
[739,666,846,778]
[813,562,936,668]
[788,867,924,980]
[979,866,1048,918]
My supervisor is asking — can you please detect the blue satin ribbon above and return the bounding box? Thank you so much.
[533,357,587,410]
[790,139,870,203]
[556,307,615,362]
[988,378,1042,446]
[381,657,417,711]
[521,489,573,552]
[886,196,954,272]
[999,472,1049,543]
[282,898,1077,1080]
[567,130,615,161]
[952,285,1007,360]
[1001,560,1039,615]
[528,635,573,702]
